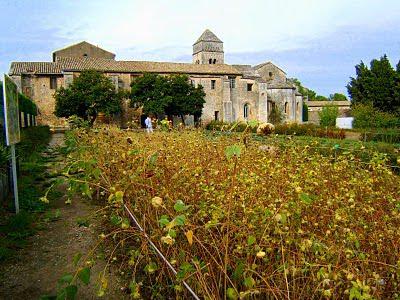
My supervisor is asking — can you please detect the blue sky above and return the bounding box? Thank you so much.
[1,0,400,96]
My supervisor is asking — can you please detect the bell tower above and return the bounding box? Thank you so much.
[193,29,224,64]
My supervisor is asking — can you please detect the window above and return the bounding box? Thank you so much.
[211,80,216,90]
[209,58,212,64]
[269,72,273,78]
[247,83,253,91]
[214,111,219,121]
[244,103,249,119]
[213,59,216,64]
[229,77,236,89]
[50,76,57,89]
[83,53,88,58]
[285,102,289,114]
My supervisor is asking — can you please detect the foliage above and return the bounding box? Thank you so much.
[290,78,316,101]
[318,104,339,127]
[64,127,400,298]
[329,93,347,101]
[54,70,123,124]
[302,103,308,122]
[18,93,37,116]
[274,123,346,139]
[67,115,91,129]
[352,103,400,129]
[315,95,329,101]
[17,126,51,156]
[268,105,284,124]
[362,129,400,144]
[0,143,9,172]
[130,73,206,121]
[347,55,400,115]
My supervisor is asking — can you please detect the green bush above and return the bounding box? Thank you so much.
[275,123,345,139]
[17,126,51,158]
[302,103,308,122]
[18,93,37,116]
[352,103,400,129]
[363,129,400,144]
[319,104,339,127]
[269,105,284,125]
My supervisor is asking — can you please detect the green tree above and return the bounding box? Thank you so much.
[302,103,309,122]
[318,104,339,127]
[347,55,400,115]
[315,95,329,101]
[329,93,347,101]
[54,70,123,124]
[268,105,284,125]
[290,78,316,101]
[130,73,206,123]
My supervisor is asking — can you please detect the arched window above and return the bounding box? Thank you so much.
[284,102,289,114]
[244,103,249,119]
[213,59,216,64]
[209,58,212,64]
[83,53,88,58]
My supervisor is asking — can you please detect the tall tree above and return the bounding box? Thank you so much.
[54,70,123,124]
[130,73,206,122]
[329,93,347,101]
[347,55,400,115]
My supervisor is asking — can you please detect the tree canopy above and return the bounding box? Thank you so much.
[130,73,206,121]
[347,55,400,115]
[329,93,347,101]
[54,70,123,124]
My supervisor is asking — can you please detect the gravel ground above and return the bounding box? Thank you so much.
[0,133,127,300]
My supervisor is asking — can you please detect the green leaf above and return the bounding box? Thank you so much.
[58,273,73,285]
[78,267,91,285]
[243,276,255,288]
[114,191,124,203]
[148,152,159,168]
[145,262,158,274]
[300,193,313,205]
[174,200,186,212]
[168,229,177,238]
[175,215,186,226]
[65,285,78,300]
[73,253,82,267]
[264,208,272,217]
[247,235,256,246]
[121,218,130,229]
[110,214,121,226]
[225,144,242,160]
[233,261,245,280]
[226,287,238,300]
[158,215,170,227]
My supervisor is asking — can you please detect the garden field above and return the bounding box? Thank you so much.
[64,127,400,299]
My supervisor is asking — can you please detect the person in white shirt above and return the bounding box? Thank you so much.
[145,116,153,133]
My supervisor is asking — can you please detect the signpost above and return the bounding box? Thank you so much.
[2,74,20,213]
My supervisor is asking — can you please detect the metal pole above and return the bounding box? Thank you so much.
[10,144,19,214]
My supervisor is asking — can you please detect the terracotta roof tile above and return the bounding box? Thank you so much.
[9,62,62,75]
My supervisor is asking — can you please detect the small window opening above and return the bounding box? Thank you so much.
[211,80,216,90]
[50,76,57,89]
[229,77,236,89]
[213,59,216,64]
[214,111,219,121]
[209,58,212,64]
[269,72,273,78]
[83,53,88,57]
[285,102,289,114]
[247,83,253,91]
[244,103,249,119]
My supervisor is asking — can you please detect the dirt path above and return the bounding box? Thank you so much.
[0,133,127,300]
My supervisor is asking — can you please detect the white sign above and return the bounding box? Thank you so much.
[336,117,353,129]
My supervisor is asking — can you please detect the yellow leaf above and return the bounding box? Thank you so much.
[185,230,193,246]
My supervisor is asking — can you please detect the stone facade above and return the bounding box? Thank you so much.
[306,100,351,124]
[9,31,303,128]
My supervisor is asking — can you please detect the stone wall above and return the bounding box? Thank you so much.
[255,63,286,83]
[53,42,115,61]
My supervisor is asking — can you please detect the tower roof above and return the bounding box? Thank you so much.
[194,29,223,44]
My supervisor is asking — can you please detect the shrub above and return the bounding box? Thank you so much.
[352,103,400,129]
[17,126,51,157]
[268,105,284,125]
[256,123,275,135]
[302,103,308,122]
[318,103,339,127]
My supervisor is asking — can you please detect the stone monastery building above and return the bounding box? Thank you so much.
[9,29,303,127]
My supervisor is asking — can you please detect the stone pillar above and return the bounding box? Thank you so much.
[258,83,268,122]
